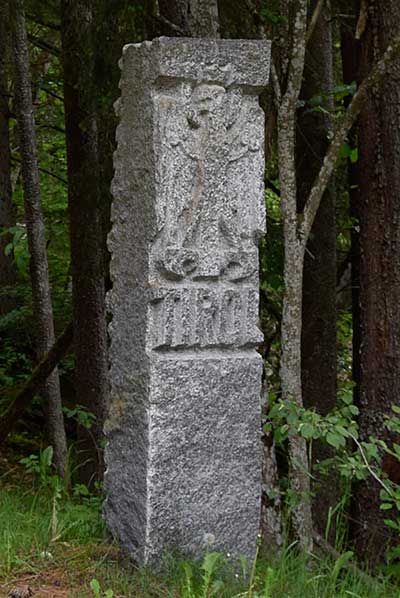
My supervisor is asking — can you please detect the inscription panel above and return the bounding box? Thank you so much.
[148,287,263,350]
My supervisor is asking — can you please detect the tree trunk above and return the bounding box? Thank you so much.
[297,1,338,539]
[158,0,219,36]
[0,0,17,315]
[272,0,400,554]
[352,0,400,564]
[12,1,67,476]
[276,0,313,552]
[61,0,108,486]
[279,220,312,550]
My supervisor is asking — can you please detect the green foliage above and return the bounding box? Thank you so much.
[260,7,287,24]
[90,578,114,598]
[19,445,55,488]
[264,392,359,450]
[0,480,104,580]
[157,545,400,597]
[339,143,358,164]
[63,404,96,429]
[0,457,398,597]
[260,185,283,389]
[0,336,31,387]
[180,552,224,598]
[333,82,357,103]
[1,225,30,276]
[266,383,400,559]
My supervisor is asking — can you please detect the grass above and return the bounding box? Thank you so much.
[0,457,399,597]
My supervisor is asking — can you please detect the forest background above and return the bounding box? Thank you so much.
[1,0,400,596]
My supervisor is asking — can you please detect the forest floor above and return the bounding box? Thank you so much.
[0,449,399,598]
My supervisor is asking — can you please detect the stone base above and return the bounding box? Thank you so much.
[104,353,262,565]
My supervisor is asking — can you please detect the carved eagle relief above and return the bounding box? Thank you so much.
[152,81,265,283]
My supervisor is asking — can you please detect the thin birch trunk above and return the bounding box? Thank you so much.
[13,1,67,477]
[275,1,314,552]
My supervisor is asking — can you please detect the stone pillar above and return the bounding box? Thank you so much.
[105,37,271,566]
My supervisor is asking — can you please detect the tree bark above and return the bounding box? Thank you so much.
[297,1,338,540]
[0,0,17,315]
[276,0,314,552]
[352,0,400,564]
[158,0,219,36]
[12,1,67,476]
[61,0,108,486]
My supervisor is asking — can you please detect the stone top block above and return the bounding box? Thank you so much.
[123,37,271,88]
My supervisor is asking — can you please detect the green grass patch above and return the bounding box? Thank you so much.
[0,467,399,597]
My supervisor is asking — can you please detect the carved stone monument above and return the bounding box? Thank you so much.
[104,37,271,566]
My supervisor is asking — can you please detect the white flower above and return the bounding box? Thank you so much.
[40,551,53,560]
[203,532,215,547]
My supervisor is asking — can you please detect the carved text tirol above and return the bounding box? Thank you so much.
[149,287,263,350]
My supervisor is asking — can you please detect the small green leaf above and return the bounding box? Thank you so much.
[336,425,350,438]
[331,551,354,583]
[201,551,220,575]
[300,423,314,439]
[326,432,345,449]
[350,148,358,163]
[341,394,353,405]
[42,446,54,468]
[384,519,400,531]
[263,422,272,434]
[339,143,352,159]
[90,578,101,598]
[210,579,224,595]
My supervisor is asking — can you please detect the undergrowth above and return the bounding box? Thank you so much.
[0,455,399,597]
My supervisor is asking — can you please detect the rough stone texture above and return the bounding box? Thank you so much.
[104,37,271,566]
